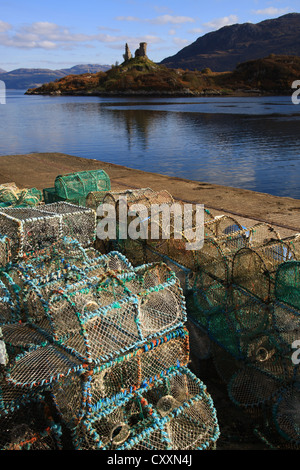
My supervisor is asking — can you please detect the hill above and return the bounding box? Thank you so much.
[160,13,300,71]
[0,64,110,89]
[25,54,300,97]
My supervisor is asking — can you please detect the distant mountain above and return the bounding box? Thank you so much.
[0,64,110,89]
[160,13,300,71]
[0,68,7,74]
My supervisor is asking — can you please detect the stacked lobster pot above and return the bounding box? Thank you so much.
[95,188,299,450]
[0,202,97,260]
[96,188,215,295]
[0,232,219,450]
[189,220,300,449]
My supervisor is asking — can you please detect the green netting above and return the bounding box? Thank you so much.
[42,187,65,204]
[54,169,111,202]
[275,261,300,310]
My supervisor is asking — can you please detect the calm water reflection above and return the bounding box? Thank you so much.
[0,90,299,199]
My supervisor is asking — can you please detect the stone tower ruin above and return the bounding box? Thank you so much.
[123,43,132,62]
[135,42,147,58]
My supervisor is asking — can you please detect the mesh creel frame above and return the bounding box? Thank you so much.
[48,328,190,424]
[23,251,135,328]
[227,365,287,409]
[0,272,23,322]
[20,261,186,364]
[194,237,230,284]
[248,223,281,248]
[0,207,64,259]
[203,215,243,238]
[44,264,187,364]
[87,188,154,212]
[54,170,111,201]
[255,240,297,276]
[72,367,219,451]
[85,190,111,210]
[232,247,271,302]
[38,202,97,247]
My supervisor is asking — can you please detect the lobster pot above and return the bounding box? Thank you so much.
[46,267,186,364]
[214,230,249,269]
[54,169,111,204]
[23,252,133,324]
[275,261,300,311]
[72,367,219,451]
[227,365,286,410]
[85,190,111,210]
[85,188,154,212]
[22,262,186,364]
[204,215,243,239]
[256,240,296,279]
[102,188,154,208]
[194,238,229,284]
[0,207,63,259]
[39,202,97,247]
[244,335,296,384]
[114,188,155,219]
[248,223,281,248]
[49,328,189,425]
[272,386,300,449]
[232,247,271,302]
[0,397,61,450]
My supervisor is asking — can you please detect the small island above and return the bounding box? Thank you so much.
[25,43,300,97]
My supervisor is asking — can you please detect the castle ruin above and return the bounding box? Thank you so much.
[123,42,148,62]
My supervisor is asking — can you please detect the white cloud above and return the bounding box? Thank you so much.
[116,14,195,25]
[203,15,238,30]
[150,15,195,25]
[0,20,163,51]
[188,27,203,34]
[172,37,190,47]
[115,16,140,22]
[169,29,177,35]
[0,20,11,33]
[0,22,94,49]
[253,7,291,16]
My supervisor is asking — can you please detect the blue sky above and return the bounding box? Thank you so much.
[0,0,299,70]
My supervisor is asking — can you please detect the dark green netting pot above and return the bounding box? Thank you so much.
[275,261,300,310]
[54,169,111,203]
